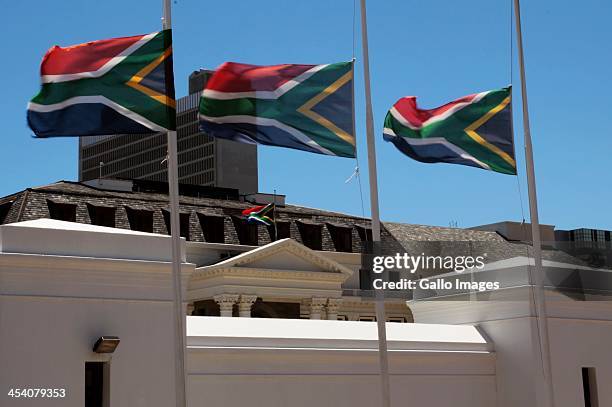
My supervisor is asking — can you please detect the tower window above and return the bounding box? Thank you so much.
[47,200,77,222]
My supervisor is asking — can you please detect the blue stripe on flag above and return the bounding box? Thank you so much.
[27,104,153,138]
[384,132,484,170]
[200,120,329,156]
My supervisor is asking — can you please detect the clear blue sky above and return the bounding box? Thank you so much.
[2,0,611,230]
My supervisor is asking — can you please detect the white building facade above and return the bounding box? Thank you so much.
[1,219,610,406]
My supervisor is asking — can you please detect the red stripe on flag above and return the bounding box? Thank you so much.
[242,205,266,216]
[40,34,147,75]
[205,62,316,93]
[393,93,479,128]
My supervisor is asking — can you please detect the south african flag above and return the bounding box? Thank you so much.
[27,30,175,137]
[383,87,516,175]
[242,203,275,227]
[199,61,356,158]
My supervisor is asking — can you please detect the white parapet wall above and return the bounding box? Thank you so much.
[0,218,185,262]
[186,316,496,407]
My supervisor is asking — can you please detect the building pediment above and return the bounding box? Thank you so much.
[195,238,353,276]
[187,239,353,302]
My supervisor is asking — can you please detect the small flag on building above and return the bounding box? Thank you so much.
[242,203,275,227]
[383,87,516,175]
[27,30,175,137]
[199,61,356,158]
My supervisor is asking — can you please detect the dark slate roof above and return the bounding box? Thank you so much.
[0,181,590,265]
[29,181,366,218]
[0,181,373,252]
[383,222,587,266]
[384,222,505,242]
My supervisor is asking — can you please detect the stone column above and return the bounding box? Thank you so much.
[326,298,342,320]
[300,299,311,319]
[213,294,239,317]
[310,297,328,320]
[238,295,258,318]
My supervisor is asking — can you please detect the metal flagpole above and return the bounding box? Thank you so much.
[513,0,555,406]
[162,1,188,406]
[273,189,278,241]
[359,1,391,406]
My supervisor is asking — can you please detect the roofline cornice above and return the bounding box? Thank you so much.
[0,252,195,275]
[191,266,348,283]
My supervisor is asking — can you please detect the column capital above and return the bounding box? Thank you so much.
[311,297,328,307]
[214,294,240,317]
[238,295,258,318]
[327,298,342,307]
[239,295,258,304]
[310,297,328,319]
[213,293,240,304]
[326,298,342,320]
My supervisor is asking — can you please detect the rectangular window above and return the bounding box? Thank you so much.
[356,226,373,242]
[0,201,13,224]
[87,204,116,228]
[125,207,154,233]
[327,224,353,253]
[47,200,77,222]
[162,210,191,240]
[359,267,374,290]
[389,270,400,282]
[232,216,258,246]
[85,361,107,407]
[198,214,225,243]
[582,367,598,407]
[277,221,291,239]
[269,221,291,241]
[296,221,322,250]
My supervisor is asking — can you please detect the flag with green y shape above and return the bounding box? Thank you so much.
[384,87,516,175]
[200,61,356,158]
[28,30,175,137]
